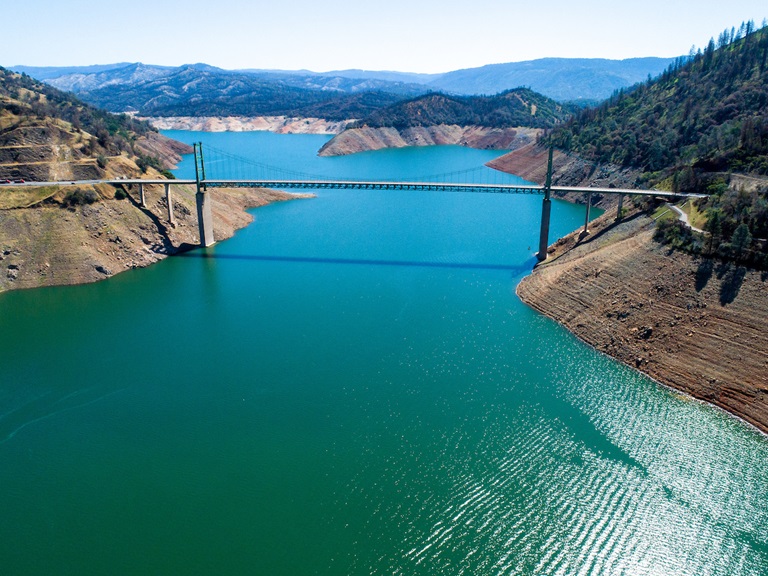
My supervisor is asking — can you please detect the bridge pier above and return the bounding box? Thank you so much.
[537,196,552,261]
[616,194,624,221]
[536,148,554,262]
[581,191,592,236]
[193,142,215,247]
[139,183,146,208]
[196,190,214,247]
[165,183,174,226]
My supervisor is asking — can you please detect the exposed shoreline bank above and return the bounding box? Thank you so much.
[0,185,312,293]
[144,116,352,135]
[516,209,768,435]
[318,125,539,157]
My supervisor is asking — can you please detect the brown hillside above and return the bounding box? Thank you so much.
[488,143,644,209]
[517,210,768,433]
[0,67,309,292]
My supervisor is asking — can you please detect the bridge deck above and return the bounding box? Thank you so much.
[0,178,707,198]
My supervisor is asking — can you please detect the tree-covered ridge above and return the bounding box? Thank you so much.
[549,22,768,178]
[350,89,574,130]
[71,65,406,121]
[544,21,768,268]
[0,66,156,157]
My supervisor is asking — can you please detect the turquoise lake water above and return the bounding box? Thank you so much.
[0,132,766,575]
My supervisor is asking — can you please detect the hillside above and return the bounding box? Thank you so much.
[427,57,676,102]
[492,23,768,263]
[0,66,188,182]
[16,58,679,104]
[0,66,308,291]
[517,208,768,434]
[549,23,768,179]
[17,63,420,120]
[319,89,572,156]
[348,89,574,130]
[541,23,768,266]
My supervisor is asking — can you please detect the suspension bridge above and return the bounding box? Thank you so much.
[2,144,706,261]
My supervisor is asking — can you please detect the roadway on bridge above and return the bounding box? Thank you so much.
[0,178,708,199]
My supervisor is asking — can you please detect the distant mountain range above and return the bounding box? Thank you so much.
[13,56,677,111]
[10,63,409,120]
[427,58,676,101]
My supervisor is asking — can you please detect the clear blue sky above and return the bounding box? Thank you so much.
[4,0,767,73]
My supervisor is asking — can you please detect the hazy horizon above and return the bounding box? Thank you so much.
[2,0,766,74]
[9,55,681,77]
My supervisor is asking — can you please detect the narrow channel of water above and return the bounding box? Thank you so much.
[0,132,765,575]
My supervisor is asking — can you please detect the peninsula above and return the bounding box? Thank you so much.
[319,89,573,156]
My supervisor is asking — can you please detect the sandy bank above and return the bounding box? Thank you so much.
[144,116,353,135]
[318,125,540,157]
[517,209,768,434]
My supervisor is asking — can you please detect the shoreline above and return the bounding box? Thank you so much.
[516,209,768,435]
[143,115,352,135]
[516,277,768,439]
[318,125,539,157]
[0,185,312,293]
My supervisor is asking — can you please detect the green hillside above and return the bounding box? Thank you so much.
[351,88,574,130]
[549,23,768,178]
[548,22,768,268]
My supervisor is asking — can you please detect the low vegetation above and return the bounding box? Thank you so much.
[654,176,768,269]
[349,89,574,130]
[61,188,99,208]
[0,66,157,158]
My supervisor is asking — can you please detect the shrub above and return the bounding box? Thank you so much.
[62,188,98,207]
[136,155,162,174]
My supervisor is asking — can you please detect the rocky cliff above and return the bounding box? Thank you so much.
[318,125,540,156]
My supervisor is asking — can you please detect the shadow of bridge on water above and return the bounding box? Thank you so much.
[178,251,538,277]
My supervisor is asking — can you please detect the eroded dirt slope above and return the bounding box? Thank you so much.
[518,210,768,433]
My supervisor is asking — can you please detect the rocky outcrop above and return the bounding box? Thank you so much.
[318,125,540,156]
[517,209,768,434]
[144,116,353,135]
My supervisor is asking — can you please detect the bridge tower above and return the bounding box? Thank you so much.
[194,142,215,247]
[536,147,554,261]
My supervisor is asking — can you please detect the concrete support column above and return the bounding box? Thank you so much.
[616,194,624,221]
[196,190,215,247]
[165,183,174,226]
[139,183,146,208]
[537,197,552,261]
[536,147,555,262]
[582,192,592,236]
